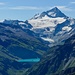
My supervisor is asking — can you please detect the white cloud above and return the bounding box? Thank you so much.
[0,5,72,12]
[70,2,75,4]
[10,6,43,10]
[0,2,5,5]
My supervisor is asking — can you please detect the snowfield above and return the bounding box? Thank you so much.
[28,16,66,29]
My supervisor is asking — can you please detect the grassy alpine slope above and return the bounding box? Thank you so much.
[25,34,75,75]
[0,22,49,75]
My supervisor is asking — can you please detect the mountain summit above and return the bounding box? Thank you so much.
[28,7,75,47]
[32,7,67,19]
[46,7,67,18]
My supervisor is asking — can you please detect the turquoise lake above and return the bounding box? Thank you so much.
[17,58,40,62]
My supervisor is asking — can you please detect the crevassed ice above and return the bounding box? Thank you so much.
[28,15,66,29]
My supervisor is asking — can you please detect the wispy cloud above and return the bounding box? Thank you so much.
[70,2,75,4]
[0,2,5,5]
[9,6,43,10]
[0,5,73,12]
[50,6,72,11]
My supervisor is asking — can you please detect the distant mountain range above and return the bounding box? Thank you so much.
[0,7,75,75]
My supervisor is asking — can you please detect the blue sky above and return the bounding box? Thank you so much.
[0,0,75,21]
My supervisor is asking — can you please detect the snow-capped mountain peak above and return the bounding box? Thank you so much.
[47,7,67,18]
[28,7,75,47]
[0,7,74,47]
[1,19,19,25]
[28,7,67,29]
[31,7,67,19]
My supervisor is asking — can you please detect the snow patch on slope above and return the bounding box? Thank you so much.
[0,20,5,22]
[48,12,56,17]
[41,37,54,43]
[19,22,25,25]
[62,26,72,31]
